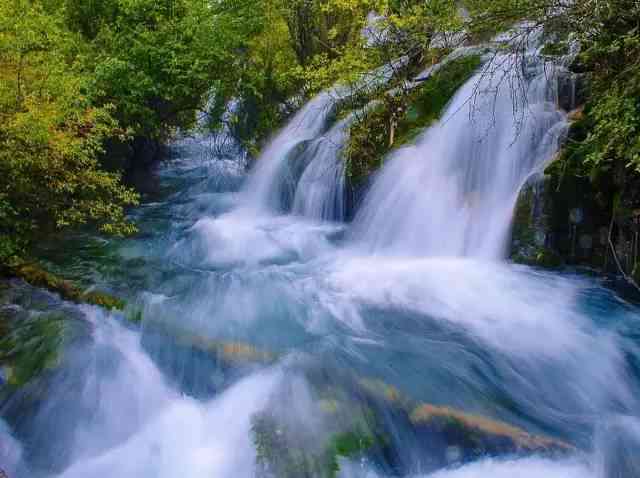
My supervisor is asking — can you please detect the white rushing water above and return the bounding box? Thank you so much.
[242,57,408,218]
[291,114,354,221]
[340,457,595,478]
[59,366,282,478]
[351,49,567,259]
[0,418,22,477]
[242,91,336,212]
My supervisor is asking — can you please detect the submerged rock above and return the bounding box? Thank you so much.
[0,286,84,388]
[275,370,578,475]
[410,403,573,457]
[351,375,574,471]
[139,321,277,399]
[2,262,125,310]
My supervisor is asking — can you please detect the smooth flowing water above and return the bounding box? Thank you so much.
[3,42,640,478]
[353,51,567,258]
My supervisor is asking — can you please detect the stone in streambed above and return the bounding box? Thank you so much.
[409,403,573,459]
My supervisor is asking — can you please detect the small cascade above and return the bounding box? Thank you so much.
[241,58,408,217]
[241,91,336,212]
[291,115,354,221]
[351,44,568,259]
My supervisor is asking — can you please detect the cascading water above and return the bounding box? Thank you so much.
[4,29,640,478]
[291,115,353,221]
[242,91,336,212]
[242,57,408,217]
[352,49,567,258]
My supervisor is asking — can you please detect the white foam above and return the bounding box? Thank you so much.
[0,418,22,476]
[58,369,282,478]
[321,255,603,356]
[176,210,342,267]
[426,457,593,478]
[338,457,593,478]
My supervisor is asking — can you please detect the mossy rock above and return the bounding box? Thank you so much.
[510,181,566,269]
[82,291,125,310]
[345,54,483,186]
[355,375,573,463]
[3,262,125,311]
[252,411,379,478]
[250,372,574,477]
[357,378,407,407]
[410,404,572,456]
[144,319,277,367]
[0,312,68,388]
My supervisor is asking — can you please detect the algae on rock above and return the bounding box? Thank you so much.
[2,262,125,311]
[510,181,563,268]
[252,411,378,478]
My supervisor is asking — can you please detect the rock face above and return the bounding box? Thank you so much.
[509,101,640,279]
[510,57,616,273]
[556,69,588,113]
[510,163,615,271]
[510,178,563,267]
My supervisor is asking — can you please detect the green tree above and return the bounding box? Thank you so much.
[0,0,138,263]
[77,0,225,141]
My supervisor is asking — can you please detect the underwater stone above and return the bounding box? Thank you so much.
[409,403,574,463]
[3,262,125,311]
[353,375,573,468]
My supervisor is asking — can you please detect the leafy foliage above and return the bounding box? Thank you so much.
[78,0,225,140]
[0,0,139,263]
[465,0,640,176]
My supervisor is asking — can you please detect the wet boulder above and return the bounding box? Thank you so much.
[352,376,574,472]
[409,403,573,464]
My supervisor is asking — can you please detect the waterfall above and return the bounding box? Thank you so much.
[351,49,568,259]
[241,58,408,218]
[241,91,336,212]
[291,115,353,221]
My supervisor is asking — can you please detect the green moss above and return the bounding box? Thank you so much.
[82,291,125,310]
[396,55,483,145]
[3,261,125,311]
[510,185,565,269]
[125,308,144,324]
[324,429,377,477]
[345,103,391,184]
[252,411,379,478]
[345,54,482,185]
[0,312,67,387]
[513,248,564,268]
[332,49,451,123]
[532,248,564,268]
